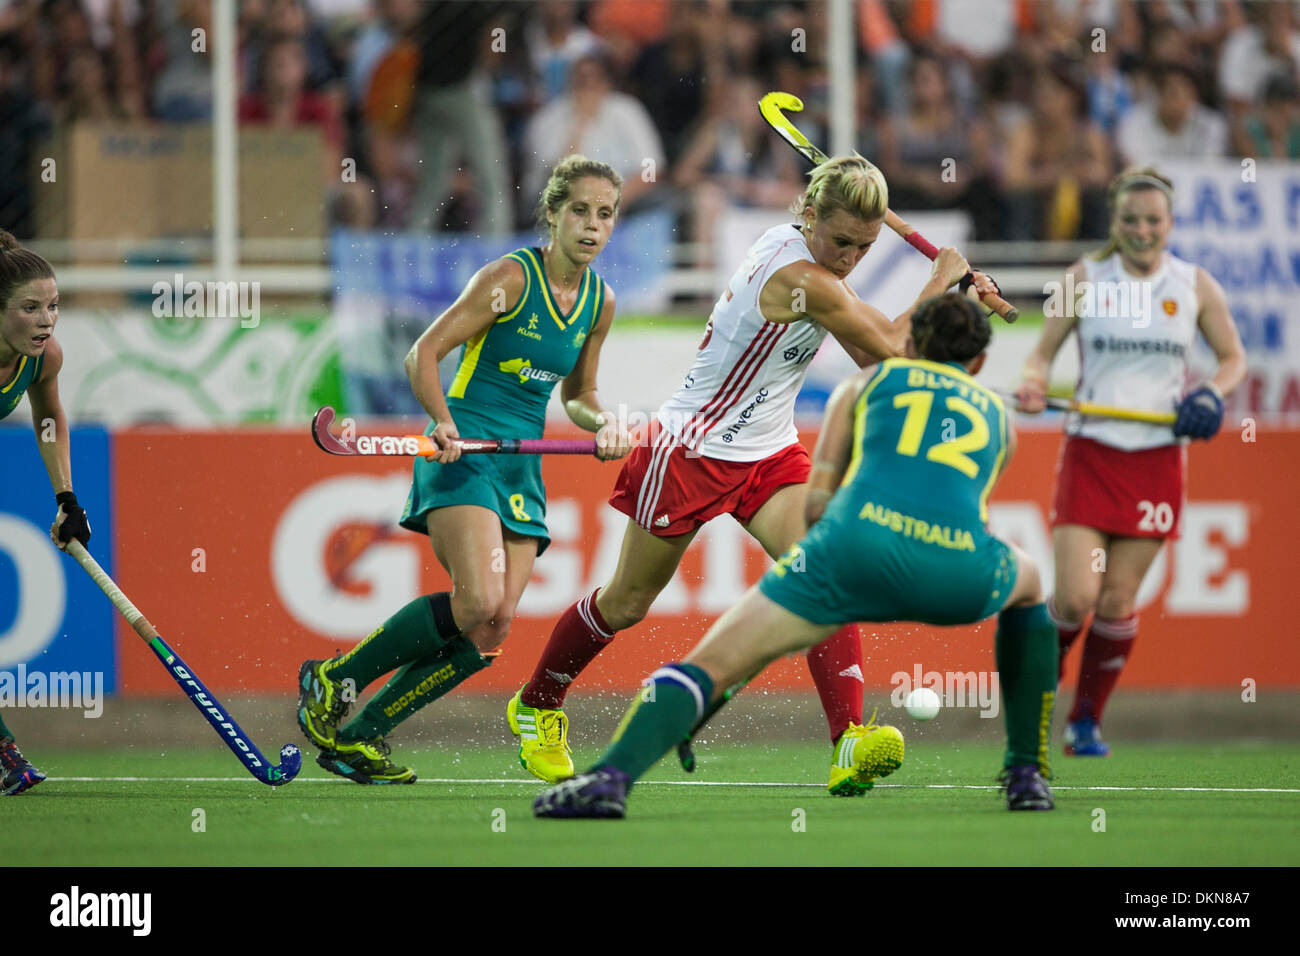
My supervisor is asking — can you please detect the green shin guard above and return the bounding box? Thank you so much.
[996,602,1058,774]
[326,593,461,691]
[338,635,491,743]
[597,663,716,784]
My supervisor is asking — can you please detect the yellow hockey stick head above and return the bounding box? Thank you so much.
[759,91,829,166]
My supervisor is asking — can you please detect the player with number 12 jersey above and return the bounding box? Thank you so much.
[509,156,995,795]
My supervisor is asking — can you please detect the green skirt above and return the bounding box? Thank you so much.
[757,492,1016,627]
[399,407,550,554]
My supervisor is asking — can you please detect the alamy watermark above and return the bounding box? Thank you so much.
[1043,273,1154,328]
[152,273,261,328]
[890,664,999,718]
[0,665,104,717]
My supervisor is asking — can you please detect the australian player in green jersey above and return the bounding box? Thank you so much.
[534,292,1061,817]
[296,156,634,783]
[0,230,90,795]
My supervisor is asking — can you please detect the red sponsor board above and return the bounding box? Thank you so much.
[114,426,1299,694]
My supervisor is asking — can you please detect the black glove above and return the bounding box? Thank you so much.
[959,270,1001,297]
[53,491,91,548]
[1173,385,1224,440]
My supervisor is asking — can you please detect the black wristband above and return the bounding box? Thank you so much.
[56,491,79,509]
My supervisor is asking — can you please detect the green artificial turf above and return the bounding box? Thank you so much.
[11,742,1299,867]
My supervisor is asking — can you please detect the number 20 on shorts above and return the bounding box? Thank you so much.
[1137,499,1174,533]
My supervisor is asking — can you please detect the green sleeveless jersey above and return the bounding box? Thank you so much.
[841,357,1008,532]
[445,247,605,438]
[0,352,45,422]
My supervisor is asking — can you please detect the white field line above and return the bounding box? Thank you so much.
[51,776,1300,793]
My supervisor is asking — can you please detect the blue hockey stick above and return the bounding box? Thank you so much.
[67,541,302,786]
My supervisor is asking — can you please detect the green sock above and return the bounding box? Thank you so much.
[0,710,12,742]
[338,635,490,742]
[995,602,1058,775]
[597,663,715,783]
[326,593,460,692]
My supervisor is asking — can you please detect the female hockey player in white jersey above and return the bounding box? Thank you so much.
[509,155,996,794]
[1017,166,1246,757]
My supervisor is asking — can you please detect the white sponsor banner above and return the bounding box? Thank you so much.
[1163,159,1300,419]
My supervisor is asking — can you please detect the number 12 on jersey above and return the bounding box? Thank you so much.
[892,390,989,479]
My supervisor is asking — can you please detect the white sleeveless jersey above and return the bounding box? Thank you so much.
[1069,251,1199,450]
[657,223,830,461]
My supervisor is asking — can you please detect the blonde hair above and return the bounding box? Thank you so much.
[535,155,623,238]
[1090,165,1174,261]
[790,155,889,224]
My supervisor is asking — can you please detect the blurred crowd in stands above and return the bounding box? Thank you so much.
[2,0,1299,245]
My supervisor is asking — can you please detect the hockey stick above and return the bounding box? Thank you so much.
[66,541,302,787]
[998,392,1177,426]
[311,406,598,456]
[759,91,1019,323]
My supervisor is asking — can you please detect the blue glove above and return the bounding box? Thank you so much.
[1173,385,1223,440]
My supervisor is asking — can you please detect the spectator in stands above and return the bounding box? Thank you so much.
[627,0,715,165]
[1082,23,1135,135]
[525,0,603,105]
[0,33,50,238]
[521,50,665,216]
[879,51,989,213]
[852,57,888,165]
[587,0,671,79]
[241,0,342,95]
[1117,62,1227,165]
[1002,58,1111,240]
[1142,0,1243,62]
[347,0,420,110]
[25,0,92,106]
[1218,0,1300,125]
[49,0,145,123]
[240,32,348,212]
[982,47,1036,143]
[898,0,1025,116]
[1129,22,1197,107]
[672,73,801,249]
[407,1,512,235]
[151,0,213,121]
[240,35,343,147]
[58,47,129,122]
[1237,72,1300,159]
[858,0,911,116]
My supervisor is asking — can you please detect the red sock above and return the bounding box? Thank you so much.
[520,589,615,709]
[807,624,865,742]
[1048,594,1085,683]
[1069,614,1137,723]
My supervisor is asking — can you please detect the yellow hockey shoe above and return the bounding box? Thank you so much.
[317,737,416,785]
[507,686,575,784]
[828,711,905,796]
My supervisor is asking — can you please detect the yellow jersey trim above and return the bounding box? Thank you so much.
[840,364,888,487]
[497,252,532,324]
[1,355,28,394]
[520,247,592,331]
[447,328,489,400]
[978,395,1008,522]
[448,253,531,399]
